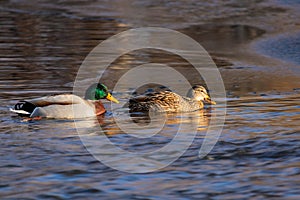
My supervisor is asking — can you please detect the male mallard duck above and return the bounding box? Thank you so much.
[128,85,216,113]
[10,83,119,119]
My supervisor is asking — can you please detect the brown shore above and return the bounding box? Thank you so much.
[1,0,300,97]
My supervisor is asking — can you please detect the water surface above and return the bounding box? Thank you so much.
[1,1,300,199]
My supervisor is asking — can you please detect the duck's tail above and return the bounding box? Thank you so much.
[10,101,36,117]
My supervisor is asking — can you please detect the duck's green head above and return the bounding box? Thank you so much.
[85,83,119,103]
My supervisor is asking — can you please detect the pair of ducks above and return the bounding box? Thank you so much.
[10,83,216,119]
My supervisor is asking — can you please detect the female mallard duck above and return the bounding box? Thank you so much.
[128,85,216,113]
[10,83,119,119]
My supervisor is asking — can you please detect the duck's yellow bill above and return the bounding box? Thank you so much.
[205,96,216,105]
[209,100,217,105]
[106,93,119,103]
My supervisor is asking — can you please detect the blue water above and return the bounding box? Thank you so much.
[1,0,300,199]
[255,33,300,66]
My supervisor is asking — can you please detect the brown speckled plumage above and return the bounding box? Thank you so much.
[129,85,215,113]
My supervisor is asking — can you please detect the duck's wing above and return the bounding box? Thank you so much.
[28,94,86,107]
[129,91,182,112]
[10,94,97,118]
[30,103,96,119]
